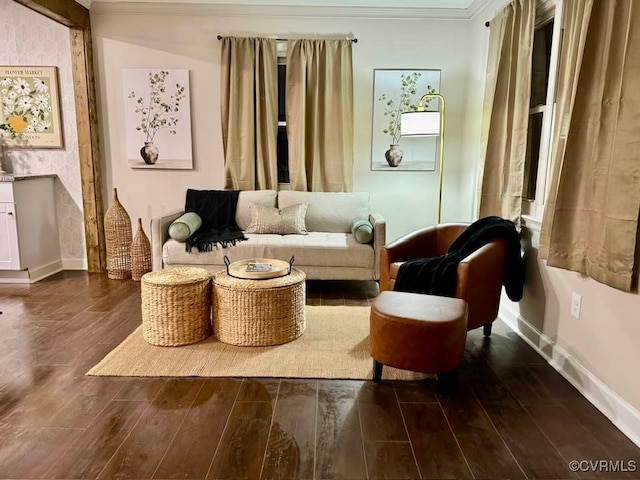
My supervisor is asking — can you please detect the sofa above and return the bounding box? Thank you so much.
[151,190,386,280]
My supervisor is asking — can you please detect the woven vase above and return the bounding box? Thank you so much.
[104,188,132,279]
[131,218,152,281]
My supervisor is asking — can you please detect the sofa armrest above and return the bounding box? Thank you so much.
[151,209,183,270]
[369,213,386,281]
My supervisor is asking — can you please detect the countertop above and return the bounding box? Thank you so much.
[0,173,57,182]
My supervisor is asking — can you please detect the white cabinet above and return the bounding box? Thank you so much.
[0,201,20,269]
[0,176,62,283]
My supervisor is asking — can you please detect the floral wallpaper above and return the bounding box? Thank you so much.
[0,0,86,266]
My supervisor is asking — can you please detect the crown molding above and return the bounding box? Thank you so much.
[467,0,494,19]
[90,2,479,19]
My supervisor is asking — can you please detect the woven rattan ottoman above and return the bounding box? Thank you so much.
[141,267,212,346]
[212,268,306,346]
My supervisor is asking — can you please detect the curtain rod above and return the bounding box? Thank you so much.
[216,35,358,43]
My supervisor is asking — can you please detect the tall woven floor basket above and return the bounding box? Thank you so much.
[104,188,132,279]
[131,218,152,281]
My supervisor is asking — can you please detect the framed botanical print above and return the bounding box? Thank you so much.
[123,68,193,169]
[0,66,63,148]
[371,68,441,171]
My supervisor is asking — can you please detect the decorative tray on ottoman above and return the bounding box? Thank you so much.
[224,256,294,280]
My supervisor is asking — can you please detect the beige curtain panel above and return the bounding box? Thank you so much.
[539,0,594,258]
[540,1,640,291]
[286,39,354,192]
[477,0,535,226]
[221,37,278,190]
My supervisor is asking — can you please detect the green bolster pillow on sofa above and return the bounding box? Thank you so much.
[169,212,202,242]
[351,217,374,244]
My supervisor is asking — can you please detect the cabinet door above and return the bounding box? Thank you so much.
[0,202,21,269]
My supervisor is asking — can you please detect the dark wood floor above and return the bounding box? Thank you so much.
[1,272,639,480]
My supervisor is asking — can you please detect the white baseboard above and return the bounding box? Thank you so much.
[0,270,30,283]
[499,304,640,448]
[28,260,64,283]
[62,258,88,270]
[0,260,63,284]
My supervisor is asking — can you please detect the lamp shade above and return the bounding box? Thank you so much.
[400,111,441,137]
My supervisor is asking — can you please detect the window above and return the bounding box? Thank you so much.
[524,19,554,200]
[276,41,290,186]
[522,0,563,220]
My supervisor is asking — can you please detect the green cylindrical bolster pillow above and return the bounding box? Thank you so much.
[169,212,202,242]
[351,217,374,244]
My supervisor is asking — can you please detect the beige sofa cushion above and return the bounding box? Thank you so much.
[163,232,373,269]
[236,190,278,230]
[277,191,370,233]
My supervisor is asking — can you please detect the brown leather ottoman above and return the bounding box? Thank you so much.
[370,291,468,387]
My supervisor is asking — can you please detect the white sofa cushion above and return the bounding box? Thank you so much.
[236,190,277,230]
[277,191,370,233]
[163,232,373,269]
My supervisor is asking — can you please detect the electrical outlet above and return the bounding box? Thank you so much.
[571,292,582,319]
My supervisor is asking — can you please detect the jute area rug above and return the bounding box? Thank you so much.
[87,305,429,381]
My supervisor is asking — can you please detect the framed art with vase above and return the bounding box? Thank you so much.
[123,68,193,170]
[371,68,441,171]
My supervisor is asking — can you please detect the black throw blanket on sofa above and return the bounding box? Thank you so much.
[393,216,524,301]
[185,189,247,252]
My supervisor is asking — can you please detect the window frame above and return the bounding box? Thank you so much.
[276,40,290,189]
[521,0,564,222]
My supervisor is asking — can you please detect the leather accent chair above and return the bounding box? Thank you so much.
[379,223,508,336]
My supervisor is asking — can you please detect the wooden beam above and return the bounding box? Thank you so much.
[10,0,106,272]
[70,27,106,272]
[12,0,90,27]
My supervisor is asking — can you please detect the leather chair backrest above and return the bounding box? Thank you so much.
[434,224,469,255]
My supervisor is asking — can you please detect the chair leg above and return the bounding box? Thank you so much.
[483,324,492,337]
[373,359,383,383]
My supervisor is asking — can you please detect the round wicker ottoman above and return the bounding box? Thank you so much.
[141,267,212,346]
[212,268,306,346]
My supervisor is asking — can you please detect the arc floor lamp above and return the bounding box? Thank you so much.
[400,93,446,223]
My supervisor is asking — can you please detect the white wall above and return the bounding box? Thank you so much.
[469,0,640,444]
[0,0,87,268]
[458,8,490,221]
[90,4,473,243]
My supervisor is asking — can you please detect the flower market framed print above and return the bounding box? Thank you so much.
[123,68,193,169]
[0,66,63,148]
[371,68,441,171]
